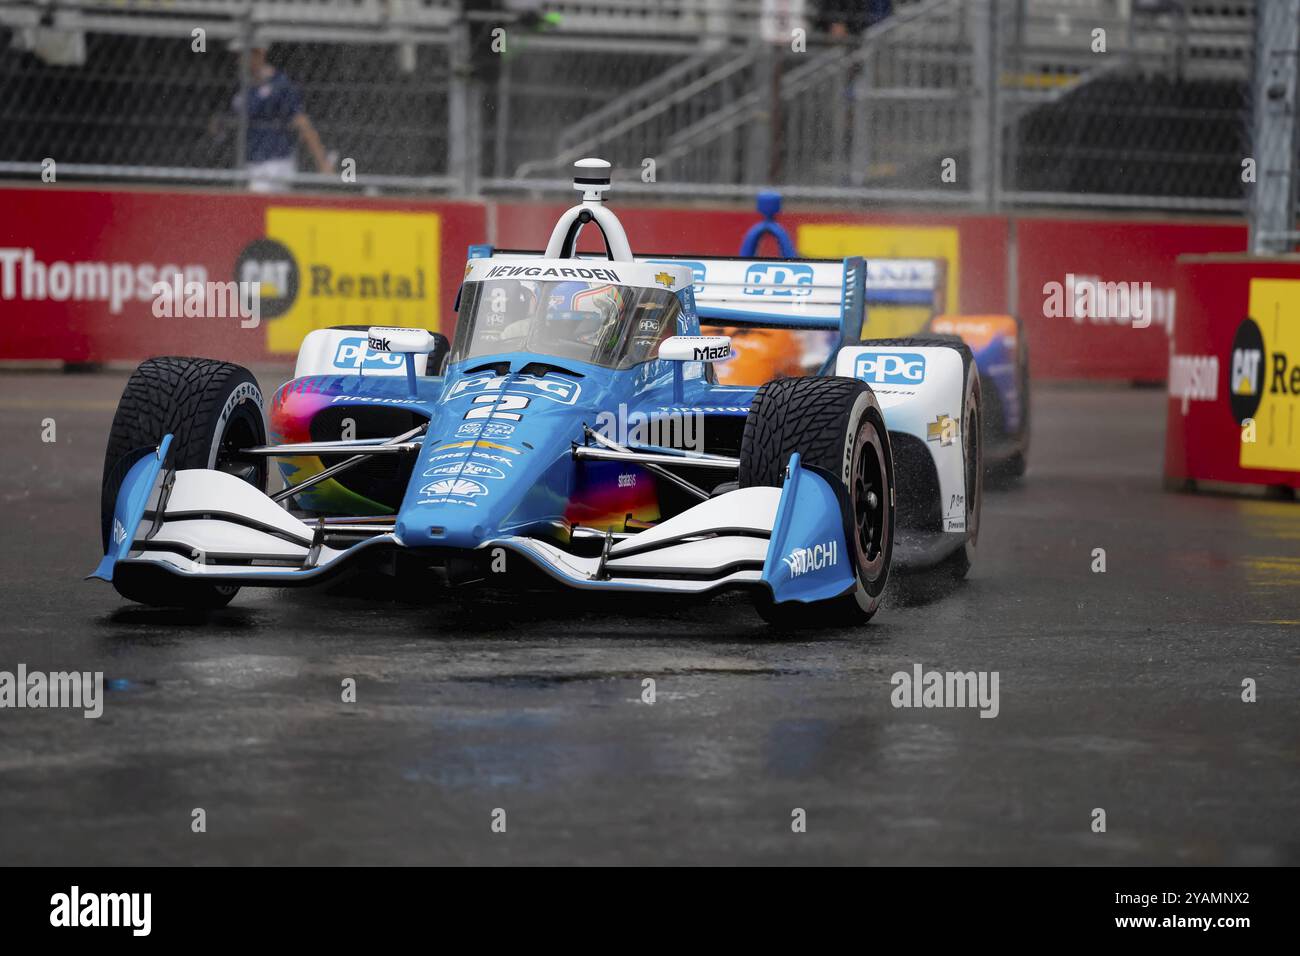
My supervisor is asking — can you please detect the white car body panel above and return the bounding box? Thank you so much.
[295,327,433,379]
[836,344,969,533]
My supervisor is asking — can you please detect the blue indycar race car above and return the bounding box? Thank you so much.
[92,160,981,625]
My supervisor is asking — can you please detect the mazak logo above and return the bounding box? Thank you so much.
[445,372,580,405]
[855,352,926,385]
[424,462,506,481]
[648,259,705,293]
[420,478,488,499]
[693,343,731,361]
[743,262,813,297]
[333,336,405,372]
[782,539,838,577]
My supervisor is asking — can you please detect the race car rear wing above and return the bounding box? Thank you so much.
[467,244,866,345]
[637,256,863,339]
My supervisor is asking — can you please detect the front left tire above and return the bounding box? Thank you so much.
[100,356,268,608]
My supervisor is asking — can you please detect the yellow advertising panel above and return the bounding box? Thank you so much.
[257,207,441,353]
[796,224,960,339]
[1240,279,1300,472]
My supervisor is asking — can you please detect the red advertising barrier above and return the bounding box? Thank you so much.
[1165,255,1300,491]
[0,185,1253,383]
[1015,216,1246,381]
[0,186,484,364]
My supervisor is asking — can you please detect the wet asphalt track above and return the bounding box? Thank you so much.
[0,368,1297,865]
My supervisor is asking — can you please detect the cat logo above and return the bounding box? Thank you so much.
[1227,316,1264,425]
[654,272,674,289]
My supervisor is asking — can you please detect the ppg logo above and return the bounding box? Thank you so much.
[445,372,580,405]
[743,263,813,297]
[648,259,706,294]
[333,337,405,371]
[855,352,926,385]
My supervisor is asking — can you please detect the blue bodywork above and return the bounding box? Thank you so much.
[761,454,855,604]
[388,351,748,551]
[89,434,172,582]
[93,266,859,607]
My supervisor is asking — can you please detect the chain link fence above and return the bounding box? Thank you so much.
[0,0,1261,212]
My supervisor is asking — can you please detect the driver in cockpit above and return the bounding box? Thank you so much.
[498,281,623,359]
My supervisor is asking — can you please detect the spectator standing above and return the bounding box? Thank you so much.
[229,44,333,193]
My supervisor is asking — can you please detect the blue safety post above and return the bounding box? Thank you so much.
[739,191,796,258]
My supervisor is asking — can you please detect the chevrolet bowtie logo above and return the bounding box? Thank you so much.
[654,272,674,288]
[927,414,957,446]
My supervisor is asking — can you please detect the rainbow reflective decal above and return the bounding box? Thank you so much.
[270,379,393,514]
[564,461,659,531]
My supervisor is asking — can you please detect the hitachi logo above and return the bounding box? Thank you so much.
[783,540,837,577]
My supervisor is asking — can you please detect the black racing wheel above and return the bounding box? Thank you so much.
[739,375,894,627]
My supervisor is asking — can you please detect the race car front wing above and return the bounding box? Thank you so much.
[90,437,858,607]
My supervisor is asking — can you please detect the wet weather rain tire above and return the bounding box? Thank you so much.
[100,357,268,608]
[939,367,982,580]
[1007,329,1030,478]
[739,376,894,627]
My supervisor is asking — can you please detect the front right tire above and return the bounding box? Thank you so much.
[739,376,894,627]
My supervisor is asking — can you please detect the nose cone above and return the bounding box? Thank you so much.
[397,513,489,549]
[392,470,493,546]
[397,443,527,548]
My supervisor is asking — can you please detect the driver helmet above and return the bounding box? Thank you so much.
[542,281,623,350]
[545,282,619,323]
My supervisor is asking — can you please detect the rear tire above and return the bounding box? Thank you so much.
[739,376,894,627]
[1009,328,1030,477]
[939,369,982,579]
[101,357,267,608]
